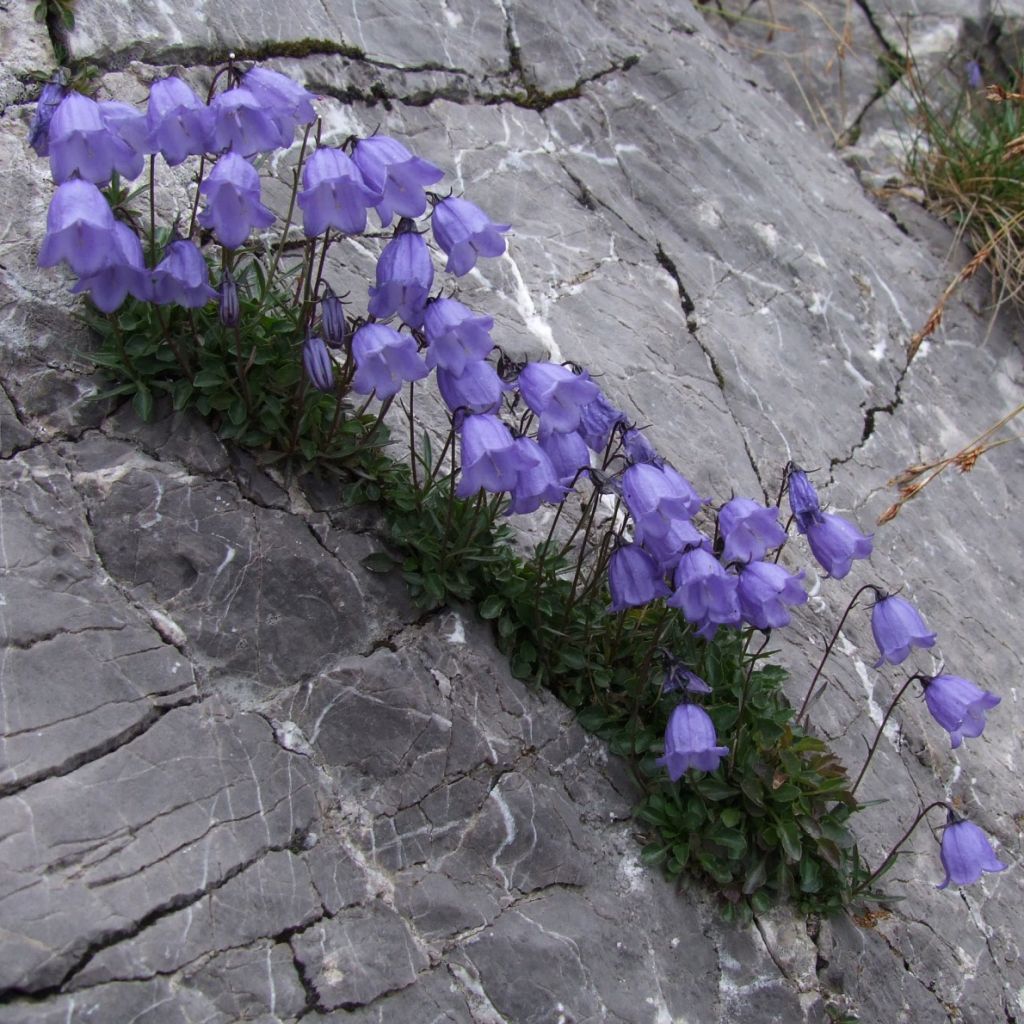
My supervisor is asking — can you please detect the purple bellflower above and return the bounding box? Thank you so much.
[98,100,149,159]
[367,227,434,328]
[538,426,591,486]
[621,462,704,541]
[922,674,1000,749]
[298,147,380,237]
[577,385,627,452]
[788,465,824,533]
[622,427,663,466]
[436,360,507,415]
[737,560,807,631]
[455,414,536,499]
[871,592,937,667]
[150,237,218,308]
[805,512,873,579]
[48,91,143,184]
[145,76,213,166]
[320,285,346,348]
[302,335,334,392]
[718,497,787,566]
[517,361,600,434]
[505,437,567,515]
[937,813,1007,889]
[423,297,495,375]
[607,543,670,612]
[656,703,729,780]
[28,74,69,157]
[351,322,429,400]
[208,87,283,157]
[70,220,150,312]
[197,152,275,249]
[668,546,741,640]
[240,67,316,147]
[352,135,444,227]
[662,660,712,695]
[431,196,510,276]
[38,179,119,277]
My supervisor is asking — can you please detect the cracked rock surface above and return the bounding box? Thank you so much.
[1,0,1022,1022]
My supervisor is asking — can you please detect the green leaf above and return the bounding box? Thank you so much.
[720,807,742,828]
[743,856,768,895]
[799,855,822,893]
[478,594,505,620]
[641,843,668,866]
[696,777,740,801]
[361,551,399,573]
[776,819,802,863]
[132,386,154,422]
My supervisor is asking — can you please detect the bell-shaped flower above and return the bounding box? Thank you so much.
[656,703,729,780]
[622,427,663,467]
[662,659,712,695]
[718,497,787,566]
[506,437,567,515]
[431,196,510,276]
[28,75,69,157]
[922,674,1000,749]
[320,285,347,348]
[805,512,872,579]
[352,135,444,227]
[577,385,627,452]
[48,91,143,184]
[737,560,807,631]
[209,87,282,157]
[538,426,590,486]
[98,100,149,158]
[455,413,535,498]
[667,546,741,640]
[621,462,704,543]
[240,67,316,147]
[70,221,150,312]
[607,543,670,612]
[937,814,1007,889]
[145,76,213,166]
[517,361,600,434]
[302,335,334,393]
[367,228,434,328]
[423,297,495,375]
[641,517,706,574]
[298,147,380,237]
[788,465,824,533]
[351,322,429,400]
[197,152,275,249]
[871,592,937,667]
[38,179,119,277]
[150,237,218,308]
[436,360,507,415]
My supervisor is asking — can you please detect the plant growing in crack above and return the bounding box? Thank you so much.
[24,56,1009,921]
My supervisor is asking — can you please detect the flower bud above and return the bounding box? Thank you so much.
[219,270,240,327]
[321,285,346,349]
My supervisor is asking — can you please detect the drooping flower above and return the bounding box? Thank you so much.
[145,76,213,166]
[28,74,69,157]
[219,269,240,327]
[302,335,334,392]
[737,560,807,631]
[937,813,1007,889]
[423,297,495,375]
[48,91,143,184]
[656,703,729,780]
[367,227,434,328]
[208,86,283,157]
[538,426,591,486]
[621,462,704,542]
[506,437,567,515]
[197,152,275,249]
[622,427,663,466]
[662,660,712,695]
[640,516,707,574]
[70,220,150,312]
[805,512,872,579]
[98,100,150,159]
[517,361,600,434]
[150,237,218,308]
[607,543,670,612]
[871,592,937,667]
[431,196,510,276]
[667,546,741,640]
[38,179,119,277]
[455,413,535,498]
[577,385,627,452]
[352,135,444,227]
[718,497,787,566]
[436,360,507,415]
[350,322,429,400]
[922,674,1000,749]
[320,285,346,348]
[787,464,824,533]
[297,147,380,237]
[240,66,316,147]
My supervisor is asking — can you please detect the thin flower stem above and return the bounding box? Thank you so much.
[261,123,312,304]
[852,800,951,896]
[850,674,924,797]
[728,631,772,772]
[796,582,877,725]
[148,155,157,266]
[408,381,418,493]
[186,154,207,239]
